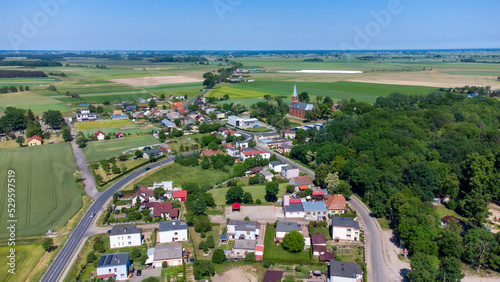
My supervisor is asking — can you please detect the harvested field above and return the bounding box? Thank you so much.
[212,268,258,282]
[108,76,203,86]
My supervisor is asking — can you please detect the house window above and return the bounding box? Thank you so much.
[347,229,351,232]
[174,232,178,235]
[128,242,131,245]
[109,269,112,273]
[128,236,131,239]
[247,231,250,235]
[114,268,117,272]
[347,234,351,238]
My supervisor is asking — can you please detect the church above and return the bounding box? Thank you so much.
[288,85,313,118]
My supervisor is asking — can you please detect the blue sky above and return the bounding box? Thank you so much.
[1,0,499,50]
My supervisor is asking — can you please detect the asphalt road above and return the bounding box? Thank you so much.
[41,153,192,282]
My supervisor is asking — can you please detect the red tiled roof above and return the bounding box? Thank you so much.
[319,252,336,262]
[202,149,222,157]
[312,192,324,196]
[289,199,302,204]
[28,135,42,142]
[95,130,105,136]
[313,244,327,253]
[292,175,311,186]
[173,190,187,198]
[298,185,309,191]
[146,202,179,218]
[232,202,241,209]
[242,150,265,156]
[134,186,154,202]
[117,132,124,135]
[311,234,327,245]
[325,194,346,210]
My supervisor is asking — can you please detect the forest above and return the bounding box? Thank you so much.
[0,70,47,78]
[290,91,500,279]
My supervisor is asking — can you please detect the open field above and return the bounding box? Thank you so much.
[142,82,203,97]
[0,244,46,282]
[131,163,233,191]
[82,135,159,162]
[0,76,61,86]
[0,143,82,237]
[109,75,203,86]
[77,126,159,136]
[74,119,135,130]
[209,183,287,206]
[0,91,71,115]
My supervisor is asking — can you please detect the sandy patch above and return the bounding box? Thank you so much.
[211,268,258,282]
[108,76,202,87]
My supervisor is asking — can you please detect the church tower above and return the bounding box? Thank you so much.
[291,84,298,106]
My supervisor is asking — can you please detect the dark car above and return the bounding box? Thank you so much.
[145,167,151,171]
[136,269,142,276]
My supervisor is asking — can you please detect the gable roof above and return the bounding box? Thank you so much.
[97,253,129,267]
[291,176,311,186]
[202,149,222,157]
[325,194,346,210]
[145,202,179,218]
[232,202,241,210]
[269,161,282,167]
[311,234,327,245]
[228,220,258,231]
[95,130,105,136]
[331,217,360,229]
[28,135,42,142]
[172,190,187,198]
[154,243,183,261]
[109,225,142,236]
[242,150,266,156]
[159,220,187,232]
[263,270,284,282]
[290,102,314,111]
[329,261,363,278]
[319,252,336,262]
[134,186,154,201]
[233,239,256,250]
[276,221,301,233]
[284,203,304,213]
[302,201,327,212]
[248,166,263,174]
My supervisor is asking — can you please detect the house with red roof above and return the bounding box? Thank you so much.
[95,130,105,141]
[232,202,241,211]
[172,190,187,202]
[289,176,312,190]
[255,244,264,261]
[142,202,179,220]
[240,149,270,161]
[27,135,42,146]
[132,186,155,205]
[173,102,184,111]
[325,194,347,215]
[116,132,124,138]
[201,149,222,158]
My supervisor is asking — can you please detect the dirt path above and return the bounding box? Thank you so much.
[211,268,258,282]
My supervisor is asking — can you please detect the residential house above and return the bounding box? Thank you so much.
[152,181,173,191]
[440,216,467,231]
[283,130,296,139]
[227,220,260,240]
[268,161,286,173]
[282,194,305,218]
[76,108,97,122]
[27,135,42,146]
[255,244,264,261]
[325,194,347,215]
[153,243,183,267]
[137,98,147,103]
[201,149,222,157]
[143,148,163,159]
[95,130,106,141]
[240,149,270,161]
[278,144,293,154]
[260,170,274,181]
[227,147,240,157]
[289,176,312,190]
[235,141,248,149]
[275,221,302,240]
[215,111,225,119]
[143,202,179,220]
[116,132,124,138]
[232,240,257,259]
[125,105,137,112]
[260,138,292,149]
[328,261,363,282]
[96,253,130,280]
[109,225,142,249]
[159,144,173,154]
[161,119,176,128]
[173,102,184,111]
[319,252,336,262]
[331,217,361,241]
[302,201,328,221]
[172,190,187,202]
[132,186,155,204]
[114,110,123,115]
[263,270,284,282]
[311,234,327,256]
[246,166,263,176]
[159,220,188,243]
[281,166,300,179]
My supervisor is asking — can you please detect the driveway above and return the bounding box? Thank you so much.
[128,267,161,282]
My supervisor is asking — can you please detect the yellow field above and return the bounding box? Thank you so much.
[74,119,135,130]
[206,86,277,99]
[0,244,45,282]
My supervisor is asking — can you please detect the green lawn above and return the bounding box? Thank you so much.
[134,163,233,191]
[209,183,287,206]
[263,225,312,264]
[83,135,159,162]
[77,126,159,136]
[0,143,83,237]
[74,119,135,130]
[0,244,46,282]
[435,204,464,220]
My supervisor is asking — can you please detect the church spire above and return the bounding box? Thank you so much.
[292,84,298,97]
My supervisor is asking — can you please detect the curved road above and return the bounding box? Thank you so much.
[41,154,190,282]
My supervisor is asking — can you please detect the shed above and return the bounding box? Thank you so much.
[232,202,241,211]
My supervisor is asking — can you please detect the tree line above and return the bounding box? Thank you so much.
[0,61,62,67]
[0,70,46,78]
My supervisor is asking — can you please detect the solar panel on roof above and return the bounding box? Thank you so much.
[106,255,113,265]
[98,256,105,266]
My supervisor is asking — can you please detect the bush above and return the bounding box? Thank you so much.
[194,215,212,233]
[244,252,256,263]
[295,265,302,272]
[206,235,215,248]
[263,259,273,268]
[212,249,226,264]
[86,252,97,263]
[193,260,215,279]
[201,232,206,238]
[255,199,262,204]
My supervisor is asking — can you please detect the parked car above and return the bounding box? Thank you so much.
[137,269,142,276]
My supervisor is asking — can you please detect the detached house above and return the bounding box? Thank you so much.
[329,261,363,282]
[159,220,188,243]
[240,149,270,161]
[143,202,179,220]
[172,190,187,202]
[132,186,155,204]
[331,217,360,241]
[95,130,105,141]
[143,148,163,159]
[311,234,327,256]
[232,240,257,259]
[96,253,130,280]
[227,220,260,240]
[153,243,183,267]
[268,161,286,173]
[325,194,347,215]
[289,176,312,190]
[281,166,299,179]
[27,135,42,146]
[109,225,142,249]
[275,221,302,240]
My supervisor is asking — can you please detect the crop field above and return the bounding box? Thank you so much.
[74,119,135,130]
[209,183,287,206]
[0,143,82,238]
[0,244,45,282]
[142,82,203,97]
[77,126,159,136]
[82,135,159,162]
[0,77,61,87]
[0,91,71,115]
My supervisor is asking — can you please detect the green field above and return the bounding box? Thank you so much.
[142,82,203,97]
[209,183,287,206]
[263,225,311,264]
[0,143,82,237]
[0,244,45,282]
[0,77,61,87]
[0,91,71,115]
[82,135,159,162]
[77,126,159,136]
[208,81,437,104]
[74,119,135,130]
[133,163,233,191]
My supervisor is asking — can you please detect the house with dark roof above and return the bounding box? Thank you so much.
[331,217,361,241]
[281,165,299,179]
[153,243,183,267]
[311,234,327,256]
[246,166,263,176]
[227,220,260,240]
[159,220,188,243]
[143,148,163,159]
[143,202,179,220]
[328,260,363,282]
[109,225,142,249]
[263,270,284,282]
[275,221,302,239]
[282,194,305,218]
[96,253,130,280]
[132,186,155,204]
[268,161,286,173]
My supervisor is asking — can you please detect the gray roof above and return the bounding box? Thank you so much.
[290,102,314,111]
[269,161,282,167]
[109,225,142,236]
[276,221,301,232]
[159,220,187,232]
[281,165,297,171]
[144,148,162,155]
[260,171,274,177]
[233,239,256,250]
[284,204,304,213]
[228,220,258,231]
[331,217,360,229]
[154,243,183,261]
[329,260,363,278]
[97,253,130,267]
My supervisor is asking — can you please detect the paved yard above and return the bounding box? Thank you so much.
[225,206,279,222]
[128,267,161,282]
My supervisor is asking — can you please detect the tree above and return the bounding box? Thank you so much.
[265,182,279,202]
[153,187,166,199]
[244,252,256,263]
[131,248,142,260]
[225,186,244,204]
[160,94,166,100]
[329,180,353,198]
[231,102,246,114]
[407,252,437,282]
[62,128,72,141]
[96,106,104,113]
[134,150,142,158]
[193,260,215,279]
[298,92,309,103]
[209,112,217,120]
[26,120,42,138]
[203,77,215,88]
[75,132,87,148]
[15,136,24,146]
[281,230,305,253]
[148,99,157,109]
[27,108,35,121]
[194,215,212,233]
[212,249,226,264]
[325,172,340,190]
[463,228,498,272]
[438,256,465,282]
[438,229,463,258]
[42,238,53,252]
[43,110,64,128]
[86,252,97,263]
[243,192,253,204]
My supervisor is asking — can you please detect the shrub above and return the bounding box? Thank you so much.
[263,259,273,268]
[244,252,256,263]
[212,249,226,264]
[255,199,262,204]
